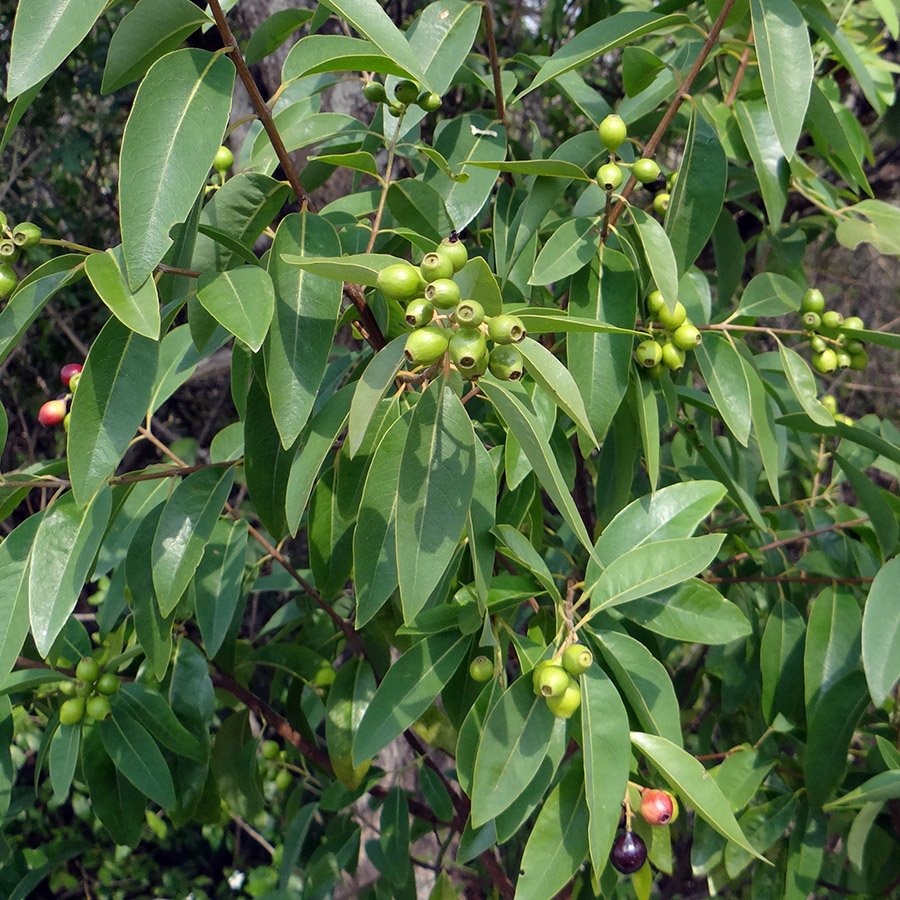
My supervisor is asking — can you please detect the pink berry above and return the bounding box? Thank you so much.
[60,363,83,388]
[38,400,68,427]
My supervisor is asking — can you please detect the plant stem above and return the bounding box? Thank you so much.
[481,0,508,130]
[724,27,753,106]
[366,108,405,253]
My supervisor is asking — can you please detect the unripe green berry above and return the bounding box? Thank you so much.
[849,351,868,370]
[58,680,77,697]
[844,339,864,355]
[377,262,423,301]
[488,344,524,380]
[820,394,838,415]
[646,290,665,316]
[842,315,864,331]
[450,328,488,370]
[439,235,468,272]
[63,412,71,432]
[667,170,678,188]
[454,299,485,328]
[812,348,838,373]
[802,311,821,331]
[597,163,624,191]
[274,769,292,791]
[67,371,81,392]
[0,263,17,298]
[561,644,593,675]
[12,221,41,248]
[0,239,19,261]
[76,656,100,684]
[531,660,553,695]
[657,300,687,330]
[394,79,420,105]
[809,335,827,353]
[598,114,627,151]
[821,310,844,332]
[458,345,488,379]
[671,323,701,350]
[405,298,434,328]
[835,413,854,426]
[261,739,280,761]
[835,350,852,368]
[661,341,686,371]
[96,672,120,695]
[469,656,494,682]
[425,278,460,310]
[387,101,406,117]
[362,80,387,104]
[487,314,526,344]
[421,251,455,282]
[404,324,449,366]
[417,91,442,112]
[647,362,665,379]
[546,676,581,718]
[633,158,661,184]
[653,193,670,215]
[59,697,86,726]
[800,288,826,314]
[212,145,234,173]
[86,695,111,722]
[634,339,662,368]
[535,664,570,698]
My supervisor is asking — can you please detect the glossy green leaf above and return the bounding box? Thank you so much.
[380,788,410,886]
[494,524,561,603]
[0,515,42,683]
[836,324,900,352]
[736,272,803,317]
[278,803,317,889]
[824,770,900,810]
[778,343,833,427]
[281,252,402,286]
[386,180,453,243]
[396,381,476,622]
[529,217,599,286]
[835,200,900,258]
[250,112,365,175]
[326,658,376,788]
[197,267,274,353]
[777,413,900,465]
[348,337,406,458]
[725,793,797,878]
[151,466,235,617]
[119,49,235,287]
[453,256,503,317]
[308,467,353,599]
[695,333,752,446]
[630,207,679,304]
[861,557,900,706]
[210,711,265,819]
[28,488,111,657]
[470,675,557,827]
[632,374,660,490]
[836,454,898,560]
[743,353,782,503]
[353,631,470,765]
[508,310,640,337]
[468,159,590,180]
[48,723,80,803]
[760,599,805,725]
[245,8,314,66]
[114,684,206,762]
[102,0,211,93]
[734,100,789,225]
[84,248,161,339]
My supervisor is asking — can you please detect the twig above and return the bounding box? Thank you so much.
[704,575,874,584]
[229,811,276,857]
[366,108,405,253]
[481,0,508,130]
[724,28,753,106]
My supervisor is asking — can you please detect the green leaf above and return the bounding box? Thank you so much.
[102,0,211,93]
[453,256,503,317]
[278,803,317,889]
[581,667,630,875]
[736,272,803,317]
[326,658,376,787]
[308,468,353,599]
[695,333,752,446]
[151,466,235,617]
[386,180,453,243]
[0,515,43,684]
[591,630,682,746]
[245,8,314,66]
[743,353,782,503]
[631,732,764,860]
[470,674,557,827]
[348,337,406,458]
[210,711,264,819]
[148,325,202,414]
[836,324,900,352]
[0,669,68,698]
[353,631,470,765]
[7,0,107,99]
[28,488,112,657]
[494,524,561,603]
[836,200,900,258]
[250,112,365,175]
[630,207,679,305]
[48,723,80,803]
[85,248,161,339]
[861,557,900,706]
[622,580,752,645]
[114,683,207,761]
[119,49,235,287]
[824,771,900,810]
[281,252,402,286]
[734,100,789,225]
[380,788,410,886]
[750,0,812,158]
[197,267,274,353]
[777,413,900,465]
[519,12,690,98]
[778,343,833,427]
[0,76,48,156]
[100,708,177,809]
[760,599,805,725]
[623,46,666,97]
[664,108,727,274]
[466,159,590,180]
[516,759,589,899]
[396,381,476,622]
[529,217,600,286]
[468,441,497,608]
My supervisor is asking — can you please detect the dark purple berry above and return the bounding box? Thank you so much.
[610,831,647,875]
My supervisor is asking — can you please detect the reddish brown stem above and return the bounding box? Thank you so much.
[481,0,508,130]
[725,28,754,106]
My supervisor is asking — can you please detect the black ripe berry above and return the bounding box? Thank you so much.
[610,831,647,875]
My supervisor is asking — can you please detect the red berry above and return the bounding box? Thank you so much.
[38,400,67,427]
[610,831,647,874]
[640,788,676,825]
[60,363,83,388]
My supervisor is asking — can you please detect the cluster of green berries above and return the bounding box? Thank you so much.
[377,235,528,381]
[0,211,42,299]
[595,114,662,193]
[800,288,868,374]
[37,363,82,429]
[260,738,293,791]
[57,656,120,725]
[362,78,441,117]
[530,643,593,719]
[634,291,702,376]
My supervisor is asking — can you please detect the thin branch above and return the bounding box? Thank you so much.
[481,0,508,130]
[724,28,753,106]
[704,575,874,584]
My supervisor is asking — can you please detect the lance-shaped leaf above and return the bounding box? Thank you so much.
[151,466,235,617]
[861,557,900,707]
[119,49,235,287]
[734,100,789,225]
[0,514,43,683]
[197,267,274,352]
[326,658,376,790]
[396,382,476,622]
[695,333,752,446]
[736,272,803,317]
[29,488,112,657]
[778,343,833,427]
[85,247,160,339]
[348,337,406,459]
[631,206,679,306]
[246,9,315,66]
[529,217,600,286]
[67,316,159,506]
[48,723,80,804]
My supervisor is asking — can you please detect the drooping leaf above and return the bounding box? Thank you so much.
[348,337,406,458]
[84,248,161,339]
[778,343,833,427]
[695,333,752,446]
[529,217,600,285]
[197,267,274,353]
[734,100,789,225]
[0,515,43,683]
[861,557,900,706]
[630,206,679,305]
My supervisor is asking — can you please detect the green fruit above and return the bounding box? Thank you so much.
[420,251,455,282]
[657,301,687,330]
[632,158,661,184]
[820,310,844,332]
[58,680,77,696]
[261,739,280,761]
[835,350,852,368]
[667,170,679,188]
[454,299,485,328]
[487,314,526,344]
[835,413,854,426]
[598,114,627,151]
[59,697,86,725]
[404,324,449,366]
[647,362,665,379]
[812,349,838,373]
[362,80,387,103]
[75,656,100,684]
[802,311,821,331]
[634,339,662,368]
[405,298,433,328]
[849,351,868,370]
[844,339,865,355]
[86,695,111,721]
[12,221,41,248]
[450,328,488,370]
[561,644,593,676]
[535,664,570,698]
[0,263,17,298]
[809,335,827,353]
[458,345,488,379]
[212,145,234,173]
[820,394,838,415]
[394,79,420,105]
[387,101,406,117]
[597,163,624,191]
[377,262,423,302]
[439,236,468,272]
[0,239,19,261]
[469,656,494,682]
[531,660,554,695]
[842,315,864,331]
[67,371,81,392]
[800,288,826,314]
[661,342,686,371]
[653,192,670,215]
[274,769,292,791]
[671,323,701,350]
[63,413,71,432]
[546,676,581,719]
[418,91,442,112]
[425,278,460,310]
[488,344,524,380]
[646,290,665,316]
[96,673,120,695]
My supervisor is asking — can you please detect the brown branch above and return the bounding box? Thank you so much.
[704,575,875,585]
[604,0,737,237]
[481,0,508,130]
[725,28,754,106]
